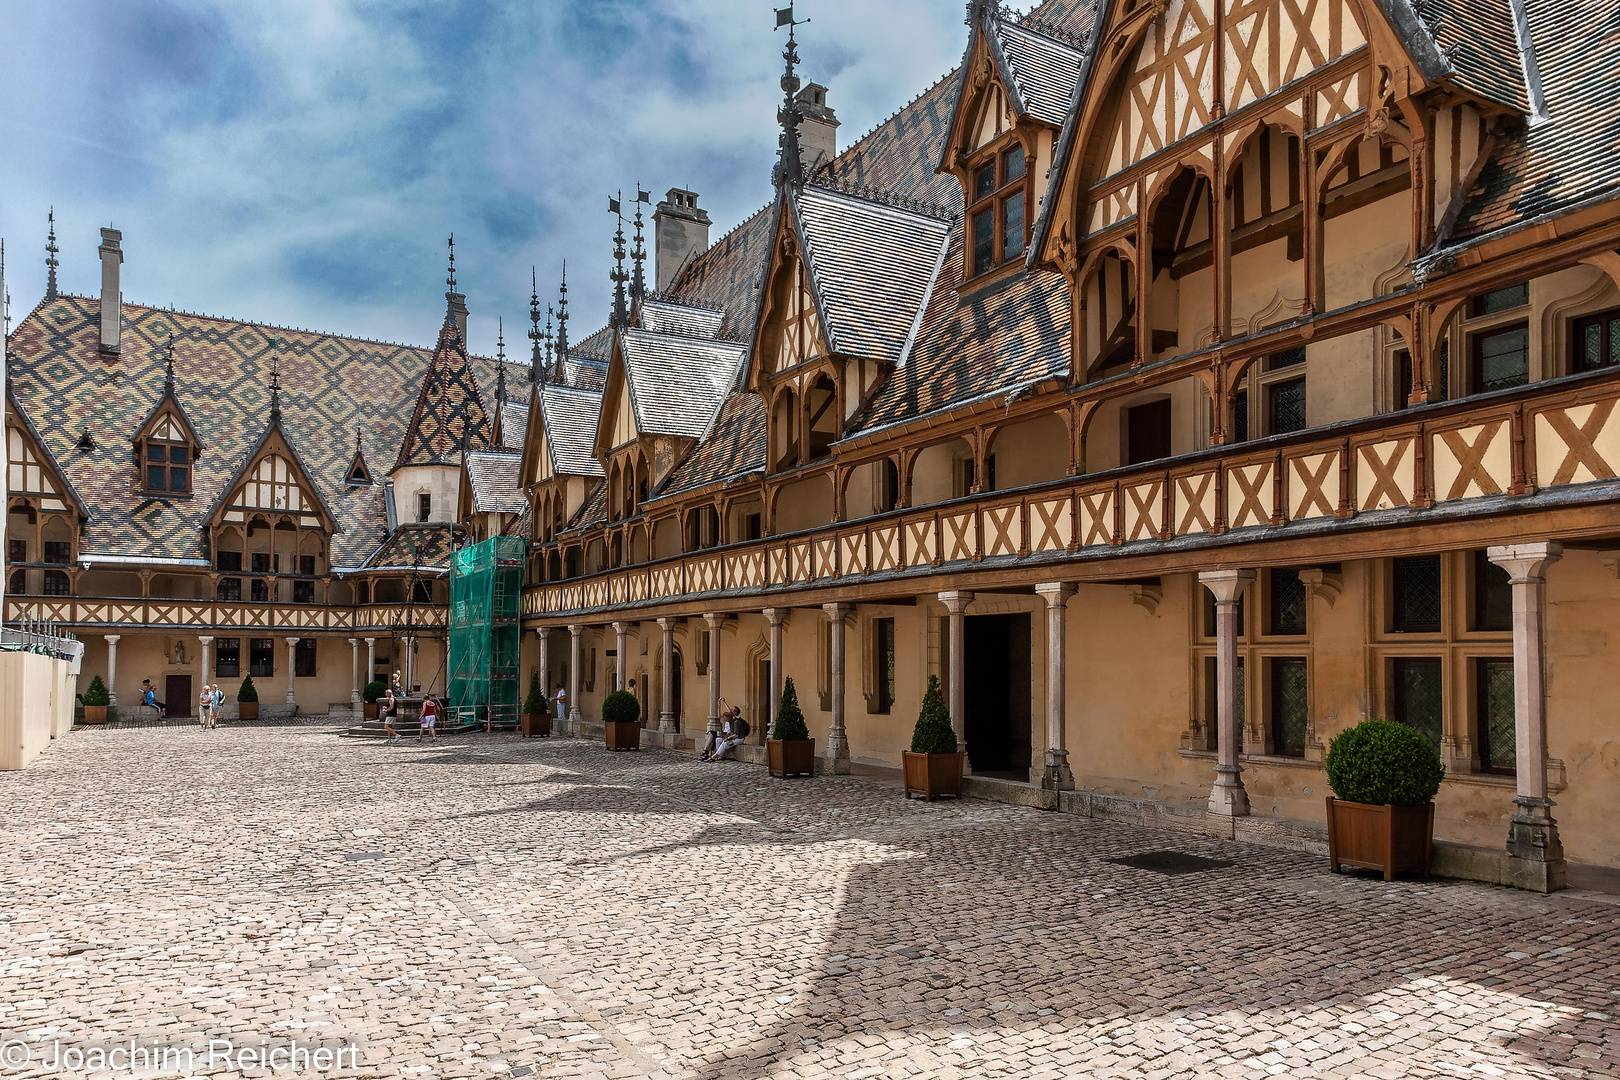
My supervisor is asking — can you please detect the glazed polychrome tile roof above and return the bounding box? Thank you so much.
[659,392,768,498]
[619,329,748,441]
[4,295,503,566]
[791,185,954,366]
[362,523,457,572]
[538,383,606,478]
[394,313,494,469]
[465,450,527,515]
[1418,0,1528,113]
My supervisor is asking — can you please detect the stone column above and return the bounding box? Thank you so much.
[938,591,973,773]
[704,614,723,735]
[198,636,214,693]
[537,627,551,700]
[658,617,678,733]
[365,637,376,689]
[1199,570,1254,818]
[284,637,300,708]
[104,635,121,706]
[822,603,853,773]
[568,624,583,723]
[764,608,786,731]
[1035,583,1077,791]
[613,621,629,690]
[1488,541,1566,891]
[348,638,362,707]
[403,635,415,691]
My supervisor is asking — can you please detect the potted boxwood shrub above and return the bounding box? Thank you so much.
[1325,718,1443,880]
[602,689,641,751]
[767,676,815,778]
[522,671,551,738]
[361,679,385,719]
[903,675,965,801]
[237,675,260,720]
[81,675,111,724]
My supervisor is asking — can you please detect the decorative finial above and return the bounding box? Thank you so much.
[543,304,554,373]
[495,349,507,405]
[555,261,569,380]
[631,186,651,305]
[774,4,809,192]
[45,208,59,302]
[164,331,176,392]
[528,266,543,382]
[446,233,457,298]
[497,316,506,363]
[268,348,283,424]
[609,192,629,330]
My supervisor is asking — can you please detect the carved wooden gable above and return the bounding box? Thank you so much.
[5,402,75,514]
[210,427,332,532]
[754,220,831,383]
[1224,0,1366,113]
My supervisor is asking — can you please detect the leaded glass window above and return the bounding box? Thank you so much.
[1476,659,1515,774]
[1268,568,1307,635]
[1269,377,1306,435]
[1270,658,1308,757]
[875,617,895,714]
[1473,550,1512,632]
[1575,308,1620,372]
[1473,325,1529,392]
[1393,657,1443,747]
[1392,556,1442,633]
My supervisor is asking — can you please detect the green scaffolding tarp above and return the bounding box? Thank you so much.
[448,536,526,729]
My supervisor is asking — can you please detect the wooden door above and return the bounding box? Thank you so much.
[166,674,192,718]
[1127,398,1172,464]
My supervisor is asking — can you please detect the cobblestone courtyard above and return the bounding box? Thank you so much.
[2,724,1618,1080]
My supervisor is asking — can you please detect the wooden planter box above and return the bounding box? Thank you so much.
[604,720,641,751]
[363,702,378,719]
[238,702,260,720]
[903,750,965,801]
[1327,797,1434,881]
[522,712,552,738]
[82,705,108,724]
[768,738,816,778]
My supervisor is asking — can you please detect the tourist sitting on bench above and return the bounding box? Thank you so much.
[705,704,749,761]
[140,680,165,717]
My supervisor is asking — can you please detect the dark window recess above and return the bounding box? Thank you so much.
[1269,658,1309,757]
[7,539,24,563]
[1437,340,1450,401]
[299,554,316,576]
[1231,389,1249,442]
[1473,324,1529,392]
[1392,556,1442,633]
[417,493,432,522]
[294,639,317,678]
[745,513,763,541]
[412,579,433,604]
[972,207,995,277]
[1268,376,1306,435]
[216,638,240,679]
[250,579,269,603]
[1269,346,1306,369]
[1202,655,1245,751]
[43,541,70,564]
[249,638,275,678]
[251,552,271,574]
[7,569,22,595]
[1397,342,1449,409]
[1127,399,1172,465]
[1476,659,1516,774]
[1392,657,1443,748]
[356,580,371,605]
[217,577,242,602]
[1268,568,1307,635]
[874,617,896,714]
[217,550,243,572]
[982,455,997,493]
[1472,550,1512,632]
[292,580,315,604]
[1575,308,1620,372]
[42,570,70,596]
[1472,283,1529,317]
[1202,588,1247,639]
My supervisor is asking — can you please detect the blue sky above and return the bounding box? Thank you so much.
[0,0,1036,358]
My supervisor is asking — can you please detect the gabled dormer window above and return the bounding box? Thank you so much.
[346,449,372,485]
[968,140,1029,278]
[139,414,197,495]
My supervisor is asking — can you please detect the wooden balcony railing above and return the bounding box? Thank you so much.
[0,597,449,634]
[525,368,1620,619]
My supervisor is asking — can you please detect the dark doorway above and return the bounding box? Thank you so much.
[1127,398,1172,464]
[964,613,1032,777]
[753,658,771,744]
[166,674,192,718]
[671,648,684,732]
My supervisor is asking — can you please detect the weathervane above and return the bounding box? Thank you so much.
[608,191,630,329]
[446,233,457,299]
[774,3,809,191]
[631,185,651,304]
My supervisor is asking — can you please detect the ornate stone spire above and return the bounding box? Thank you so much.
[446,233,457,301]
[554,262,569,384]
[528,267,544,382]
[609,192,629,330]
[773,4,809,192]
[45,208,59,302]
[268,350,283,425]
[631,186,650,305]
[544,305,555,370]
[164,332,177,393]
[495,319,508,401]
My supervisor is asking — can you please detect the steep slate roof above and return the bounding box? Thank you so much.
[465,450,527,514]
[994,18,1088,127]
[497,395,530,450]
[395,313,494,470]
[1449,0,1620,244]
[565,477,610,535]
[4,295,506,565]
[638,297,726,338]
[1419,0,1528,113]
[790,185,954,365]
[659,392,768,498]
[362,522,457,571]
[562,327,613,390]
[539,383,606,478]
[619,329,748,440]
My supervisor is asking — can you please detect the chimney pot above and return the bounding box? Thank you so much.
[448,292,469,352]
[795,83,839,176]
[653,189,712,293]
[98,227,123,356]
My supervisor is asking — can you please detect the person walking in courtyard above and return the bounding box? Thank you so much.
[552,681,567,720]
[382,684,401,743]
[198,684,213,729]
[212,684,225,726]
[417,695,439,742]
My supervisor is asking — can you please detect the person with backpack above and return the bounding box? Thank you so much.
[709,704,749,761]
[212,684,225,726]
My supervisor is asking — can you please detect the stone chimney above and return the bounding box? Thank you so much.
[98,227,123,356]
[447,292,469,351]
[653,189,711,293]
[796,83,839,175]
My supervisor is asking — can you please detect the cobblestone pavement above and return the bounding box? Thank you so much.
[3,724,1619,1080]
